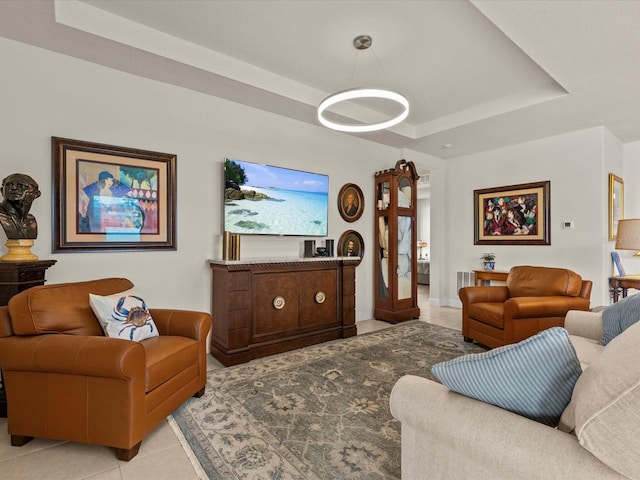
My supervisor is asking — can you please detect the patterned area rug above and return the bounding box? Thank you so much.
[171,321,485,479]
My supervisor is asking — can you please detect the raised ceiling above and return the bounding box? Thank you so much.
[1,0,639,159]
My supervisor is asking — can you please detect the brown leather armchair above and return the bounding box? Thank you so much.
[0,278,211,461]
[459,266,592,348]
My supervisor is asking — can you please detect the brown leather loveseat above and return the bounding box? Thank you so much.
[0,278,211,460]
[459,265,592,348]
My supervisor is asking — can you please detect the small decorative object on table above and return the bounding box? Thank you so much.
[481,252,496,270]
[0,173,41,261]
[223,231,241,260]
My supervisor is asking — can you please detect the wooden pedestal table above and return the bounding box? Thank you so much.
[0,259,57,417]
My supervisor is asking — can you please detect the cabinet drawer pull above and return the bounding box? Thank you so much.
[315,291,326,304]
[273,296,285,310]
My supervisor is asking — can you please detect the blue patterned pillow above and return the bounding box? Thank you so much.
[601,292,640,345]
[431,327,582,427]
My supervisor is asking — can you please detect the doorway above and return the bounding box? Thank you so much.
[416,170,431,310]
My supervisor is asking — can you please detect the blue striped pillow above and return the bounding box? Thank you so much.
[431,327,582,427]
[601,292,640,345]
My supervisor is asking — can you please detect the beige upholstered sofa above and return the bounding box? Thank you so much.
[390,309,640,480]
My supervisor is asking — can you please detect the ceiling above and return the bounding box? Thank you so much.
[1,0,639,159]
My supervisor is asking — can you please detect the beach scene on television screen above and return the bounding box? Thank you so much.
[224,159,329,236]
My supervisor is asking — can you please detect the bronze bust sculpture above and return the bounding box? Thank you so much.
[0,173,40,240]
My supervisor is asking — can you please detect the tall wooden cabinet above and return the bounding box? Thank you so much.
[209,257,358,366]
[374,160,420,323]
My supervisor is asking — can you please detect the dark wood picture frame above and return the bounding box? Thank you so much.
[474,180,550,246]
[52,137,177,252]
[338,229,364,265]
[338,183,364,222]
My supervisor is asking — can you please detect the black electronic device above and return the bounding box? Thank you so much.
[304,240,316,258]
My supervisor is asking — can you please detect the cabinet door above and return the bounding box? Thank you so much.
[212,269,251,349]
[298,269,338,326]
[252,272,299,336]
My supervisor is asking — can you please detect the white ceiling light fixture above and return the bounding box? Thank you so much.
[318,35,409,133]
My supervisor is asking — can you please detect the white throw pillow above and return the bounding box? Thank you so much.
[89,289,159,342]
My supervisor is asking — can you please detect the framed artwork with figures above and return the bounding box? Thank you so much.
[52,137,176,252]
[474,180,550,246]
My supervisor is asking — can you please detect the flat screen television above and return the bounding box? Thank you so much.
[224,158,329,236]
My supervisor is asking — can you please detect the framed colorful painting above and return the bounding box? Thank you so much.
[474,180,550,246]
[52,137,176,252]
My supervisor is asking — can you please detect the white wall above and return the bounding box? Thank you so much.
[620,140,640,274]
[2,36,633,320]
[623,141,640,216]
[441,127,621,307]
[604,128,625,277]
[417,198,431,257]
[0,37,400,321]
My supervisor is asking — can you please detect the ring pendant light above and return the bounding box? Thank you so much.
[318,88,409,133]
[317,35,409,133]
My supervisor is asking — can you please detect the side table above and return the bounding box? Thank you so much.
[473,269,509,286]
[0,259,57,417]
[609,275,640,303]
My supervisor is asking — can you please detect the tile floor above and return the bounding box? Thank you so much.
[0,285,461,479]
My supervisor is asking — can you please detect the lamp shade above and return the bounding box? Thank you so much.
[615,219,640,250]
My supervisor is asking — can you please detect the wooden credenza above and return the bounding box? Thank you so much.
[209,257,359,366]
